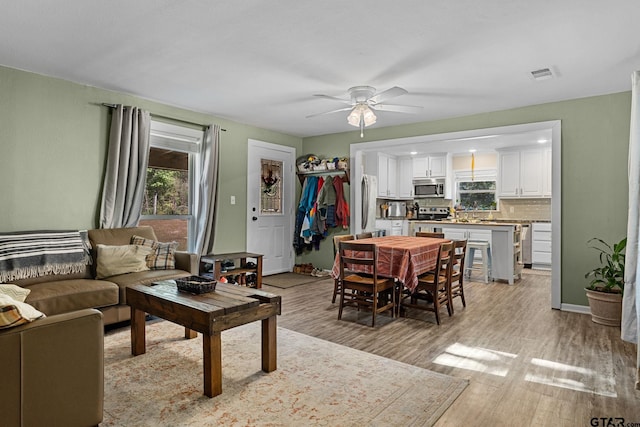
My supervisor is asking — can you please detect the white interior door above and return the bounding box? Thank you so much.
[247,139,295,275]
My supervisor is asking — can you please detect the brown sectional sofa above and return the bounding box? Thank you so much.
[11,226,199,325]
[0,226,200,426]
[0,309,104,427]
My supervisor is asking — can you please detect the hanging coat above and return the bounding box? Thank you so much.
[333,175,350,228]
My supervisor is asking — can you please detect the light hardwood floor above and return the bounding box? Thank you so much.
[266,270,640,426]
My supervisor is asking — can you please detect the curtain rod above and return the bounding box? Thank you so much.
[101,103,226,131]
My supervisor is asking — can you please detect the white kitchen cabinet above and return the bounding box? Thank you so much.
[397,158,414,198]
[375,153,397,198]
[437,223,521,284]
[441,227,468,241]
[375,219,391,236]
[532,222,552,269]
[375,219,407,236]
[443,228,492,262]
[498,148,548,198]
[412,154,446,178]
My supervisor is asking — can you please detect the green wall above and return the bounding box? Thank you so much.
[301,92,631,306]
[1,65,631,306]
[0,66,302,255]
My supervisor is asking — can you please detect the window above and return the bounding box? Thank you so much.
[139,121,203,251]
[454,170,497,210]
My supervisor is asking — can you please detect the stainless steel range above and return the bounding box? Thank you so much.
[416,207,450,220]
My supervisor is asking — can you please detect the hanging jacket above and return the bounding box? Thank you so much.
[333,175,350,228]
[317,175,336,228]
[293,178,311,253]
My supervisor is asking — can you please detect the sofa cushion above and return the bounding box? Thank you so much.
[23,279,119,316]
[95,244,152,279]
[130,235,178,270]
[0,284,31,302]
[88,226,157,247]
[107,269,191,304]
[0,295,45,329]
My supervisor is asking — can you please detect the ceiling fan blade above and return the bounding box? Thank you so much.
[312,94,352,105]
[369,86,408,104]
[305,106,353,119]
[370,104,423,114]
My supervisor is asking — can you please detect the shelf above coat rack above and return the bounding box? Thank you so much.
[296,168,350,185]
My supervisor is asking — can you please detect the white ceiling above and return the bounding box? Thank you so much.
[1,1,639,138]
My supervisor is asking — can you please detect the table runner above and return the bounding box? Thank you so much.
[0,230,89,283]
[331,236,449,293]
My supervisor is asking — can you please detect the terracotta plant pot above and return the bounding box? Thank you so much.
[585,288,622,326]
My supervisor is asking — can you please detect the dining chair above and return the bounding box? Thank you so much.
[356,232,373,239]
[338,241,395,327]
[331,234,355,303]
[416,231,445,238]
[401,241,454,325]
[449,239,468,312]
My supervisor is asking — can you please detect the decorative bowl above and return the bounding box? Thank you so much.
[176,276,217,294]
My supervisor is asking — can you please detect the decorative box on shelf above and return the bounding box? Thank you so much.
[175,276,217,294]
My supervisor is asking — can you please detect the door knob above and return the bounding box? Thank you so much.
[252,216,258,221]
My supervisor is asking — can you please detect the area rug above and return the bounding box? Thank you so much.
[102,321,468,426]
[262,272,329,288]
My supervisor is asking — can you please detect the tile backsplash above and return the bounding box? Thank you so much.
[410,197,551,221]
[496,199,551,220]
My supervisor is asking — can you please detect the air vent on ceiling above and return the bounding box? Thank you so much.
[530,68,554,81]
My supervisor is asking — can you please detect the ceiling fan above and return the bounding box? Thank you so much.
[306,86,422,137]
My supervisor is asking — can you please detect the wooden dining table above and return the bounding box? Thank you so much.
[330,235,450,293]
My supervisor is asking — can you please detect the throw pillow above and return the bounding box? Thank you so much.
[0,294,45,329]
[0,284,31,302]
[130,235,178,270]
[95,244,153,279]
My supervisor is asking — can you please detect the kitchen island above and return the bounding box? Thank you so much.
[410,220,523,284]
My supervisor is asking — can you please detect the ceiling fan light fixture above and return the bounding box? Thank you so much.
[347,104,377,128]
[347,107,361,127]
[362,106,377,126]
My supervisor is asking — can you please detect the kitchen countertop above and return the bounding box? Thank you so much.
[410,219,521,227]
[409,218,550,224]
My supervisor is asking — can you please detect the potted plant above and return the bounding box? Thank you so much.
[584,237,626,326]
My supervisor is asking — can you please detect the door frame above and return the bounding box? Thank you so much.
[246,139,296,275]
[349,120,562,310]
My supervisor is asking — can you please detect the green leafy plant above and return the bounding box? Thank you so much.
[584,237,627,294]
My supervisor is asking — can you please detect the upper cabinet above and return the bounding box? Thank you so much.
[498,147,550,198]
[412,154,447,178]
[397,158,414,198]
[376,153,397,198]
[365,153,416,199]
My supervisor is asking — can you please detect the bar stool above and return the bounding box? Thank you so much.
[465,240,492,283]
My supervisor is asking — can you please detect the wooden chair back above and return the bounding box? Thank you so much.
[331,234,354,304]
[337,241,395,326]
[450,239,468,310]
[333,234,355,256]
[356,232,373,239]
[403,241,454,325]
[339,242,378,278]
[416,231,445,238]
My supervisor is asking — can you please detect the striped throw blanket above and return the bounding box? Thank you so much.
[0,231,90,283]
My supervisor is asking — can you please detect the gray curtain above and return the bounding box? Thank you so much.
[194,125,220,255]
[99,105,151,228]
[622,70,640,390]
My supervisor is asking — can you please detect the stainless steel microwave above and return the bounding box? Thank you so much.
[413,179,445,198]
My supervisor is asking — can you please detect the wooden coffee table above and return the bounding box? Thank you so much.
[125,281,281,397]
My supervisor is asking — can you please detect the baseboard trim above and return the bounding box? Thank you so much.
[561,303,590,314]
